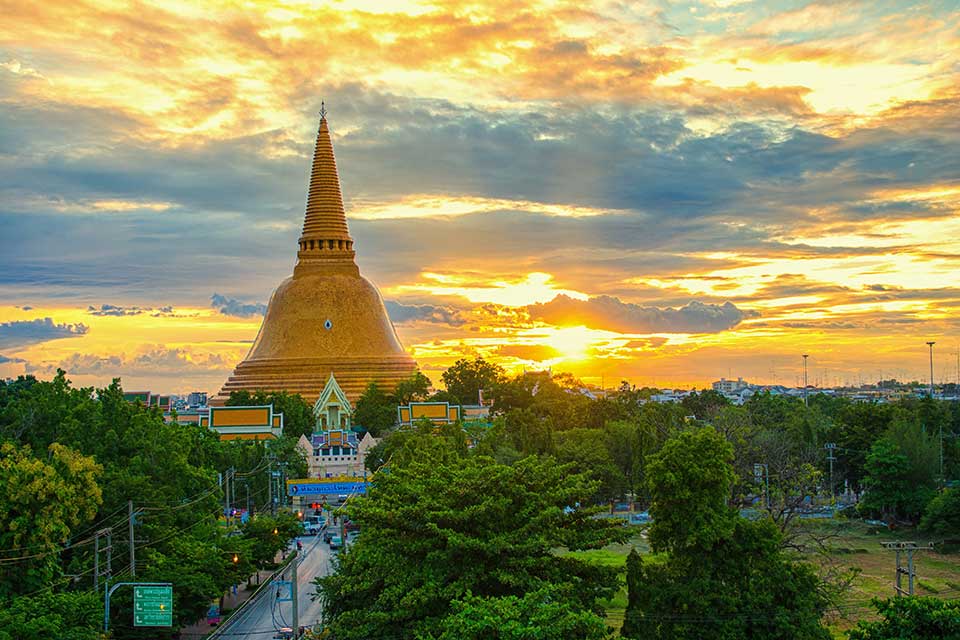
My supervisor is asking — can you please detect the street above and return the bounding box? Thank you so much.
[210,532,335,638]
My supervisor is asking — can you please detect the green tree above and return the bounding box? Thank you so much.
[920,489,960,538]
[860,438,933,522]
[0,442,102,596]
[394,371,432,405]
[502,407,554,456]
[847,597,960,640]
[0,590,102,640]
[622,427,831,640]
[680,390,730,421]
[226,389,314,439]
[315,454,626,639]
[241,512,304,571]
[441,357,505,406]
[353,382,397,437]
[646,427,737,553]
[555,428,626,502]
[424,588,609,640]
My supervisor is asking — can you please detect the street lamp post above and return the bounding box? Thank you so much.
[926,341,936,398]
[802,354,809,407]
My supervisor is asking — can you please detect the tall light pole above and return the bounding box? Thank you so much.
[927,341,936,398]
[802,354,809,406]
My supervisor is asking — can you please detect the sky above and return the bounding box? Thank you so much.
[1,0,959,394]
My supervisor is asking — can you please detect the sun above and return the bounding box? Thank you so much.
[525,325,616,363]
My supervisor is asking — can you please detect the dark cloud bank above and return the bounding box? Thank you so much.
[0,317,89,350]
[211,294,267,317]
[528,295,757,334]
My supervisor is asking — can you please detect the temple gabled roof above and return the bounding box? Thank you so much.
[313,373,353,417]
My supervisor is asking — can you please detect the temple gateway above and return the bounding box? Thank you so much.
[212,109,418,405]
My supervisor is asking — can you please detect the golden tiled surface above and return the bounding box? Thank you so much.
[212,115,417,405]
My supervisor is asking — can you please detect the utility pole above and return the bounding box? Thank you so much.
[94,528,113,592]
[824,443,837,513]
[128,500,136,577]
[802,354,809,406]
[927,341,936,398]
[881,541,934,596]
[291,550,299,638]
[268,458,274,516]
[225,467,233,522]
[753,463,770,510]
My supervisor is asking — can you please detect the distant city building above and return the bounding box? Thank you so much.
[712,377,750,394]
[122,391,152,404]
[187,391,208,408]
[201,405,284,441]
[122,391,170,411]
[171,410,204,426]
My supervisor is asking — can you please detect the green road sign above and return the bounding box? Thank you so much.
[133,585,173,627]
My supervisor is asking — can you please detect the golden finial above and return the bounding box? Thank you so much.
[320,101,327,120]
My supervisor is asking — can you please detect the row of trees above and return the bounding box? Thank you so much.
[0,373,307,639]
[358,358,959,529]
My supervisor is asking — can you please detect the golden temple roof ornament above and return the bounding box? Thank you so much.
[212,111,418,405]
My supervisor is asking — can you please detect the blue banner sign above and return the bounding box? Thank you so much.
[287,480,369,496]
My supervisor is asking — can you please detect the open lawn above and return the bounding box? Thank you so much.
[563,519,960,638]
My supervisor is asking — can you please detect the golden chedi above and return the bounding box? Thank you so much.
[212,108,418,405]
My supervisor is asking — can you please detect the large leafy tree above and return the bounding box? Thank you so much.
[353,382,398,436]
[315,452,626,639]
[645,427,737,553]
[441,357,505,406]
[847,597,960,640]
[860,438,934,522]
[0,442,102,596]
[394,371,432,405]
[622,426,831,640]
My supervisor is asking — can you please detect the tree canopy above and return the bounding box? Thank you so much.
[315,447,626,639]
[622,426,831,640]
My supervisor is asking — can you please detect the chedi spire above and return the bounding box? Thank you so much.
[296,106,357,273]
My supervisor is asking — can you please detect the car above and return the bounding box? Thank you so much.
[329,535,342,550]
[304,521,323,535]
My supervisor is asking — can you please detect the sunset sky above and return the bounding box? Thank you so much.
[1,0,959,394]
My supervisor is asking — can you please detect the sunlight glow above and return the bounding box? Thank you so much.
[393,272,589,306]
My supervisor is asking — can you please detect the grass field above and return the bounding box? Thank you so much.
[562,519,960,638]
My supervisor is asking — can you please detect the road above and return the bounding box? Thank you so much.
[211,531,335,639]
